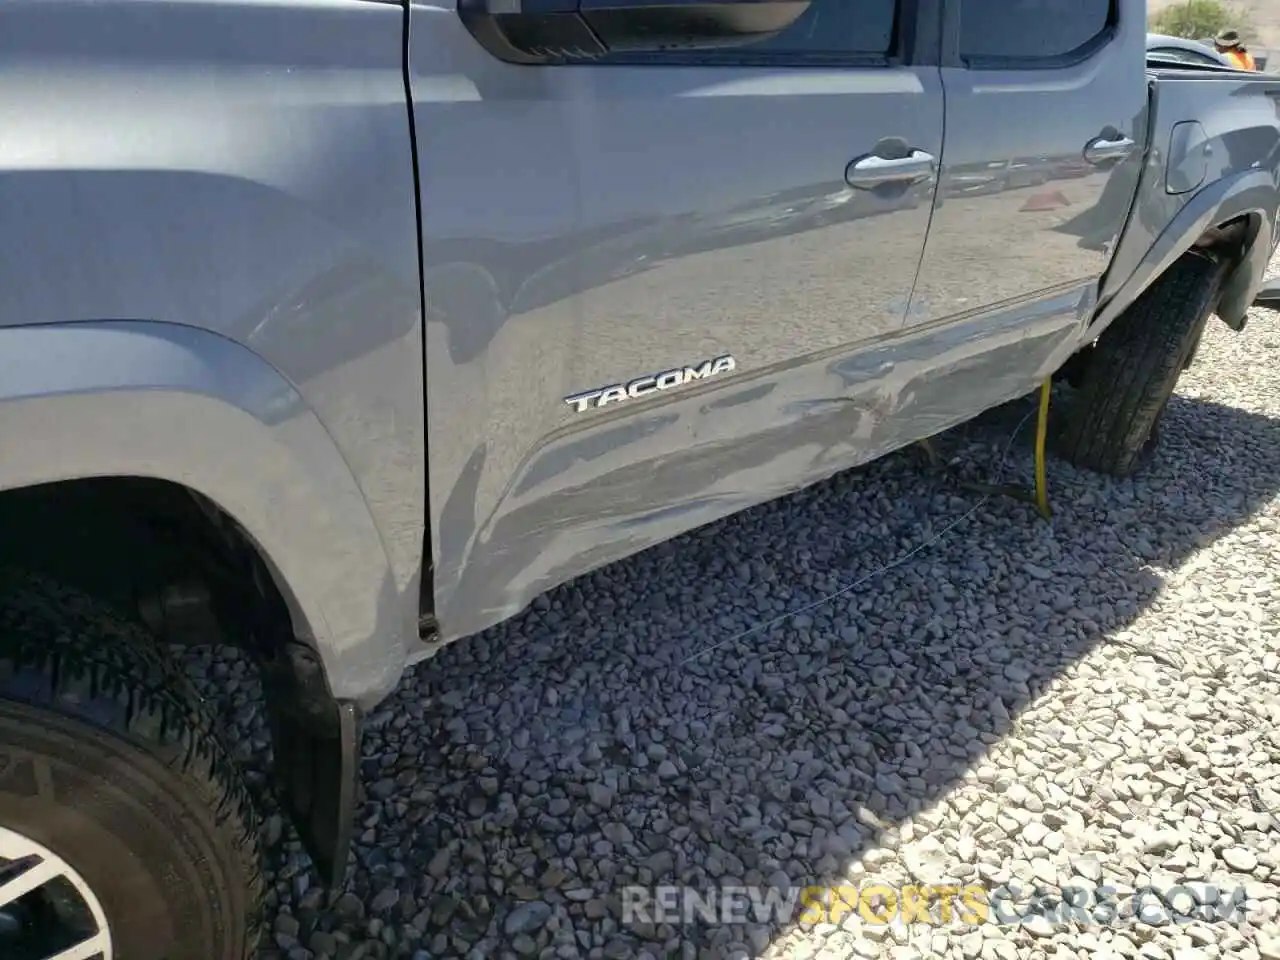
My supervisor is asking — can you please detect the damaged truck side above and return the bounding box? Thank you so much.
[0,0,1278,955]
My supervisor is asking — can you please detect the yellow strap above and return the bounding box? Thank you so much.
[1034,377,1052,520]
[915,376,1053,521]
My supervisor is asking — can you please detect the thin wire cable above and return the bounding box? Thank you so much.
[679,406,1040,667]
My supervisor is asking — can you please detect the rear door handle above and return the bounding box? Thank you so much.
[1083,134,1136,165]
[846,150,937,189]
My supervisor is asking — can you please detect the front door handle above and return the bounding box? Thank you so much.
[1083,133,1136,165]
[846,150,937,189]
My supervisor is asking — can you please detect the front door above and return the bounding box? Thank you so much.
[410,0,947,639]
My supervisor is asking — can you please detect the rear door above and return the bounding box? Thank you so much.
[906,0,1148,332]
[410,0,946,638]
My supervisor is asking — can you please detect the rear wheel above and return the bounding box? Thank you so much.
[1056,252,1227,477]
[0,568,265,960]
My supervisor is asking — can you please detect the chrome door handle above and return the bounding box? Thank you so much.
[1083,134,1136,164]
[846,150,937,189]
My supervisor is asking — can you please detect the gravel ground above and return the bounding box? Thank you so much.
[193,255,1280,960]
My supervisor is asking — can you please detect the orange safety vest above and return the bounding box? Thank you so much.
[1225,48,1258,70]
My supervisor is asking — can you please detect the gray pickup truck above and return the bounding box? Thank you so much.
[0,0,1278,956]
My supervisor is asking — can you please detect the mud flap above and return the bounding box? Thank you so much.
[259,643,361,890]
[272,699,359,889]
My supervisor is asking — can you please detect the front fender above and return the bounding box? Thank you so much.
[0,320,411,709]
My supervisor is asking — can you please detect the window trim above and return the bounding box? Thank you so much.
[458,0,943,69]
[941,0,1118,70]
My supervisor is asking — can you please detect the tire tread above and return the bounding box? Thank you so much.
[0,566,265,959]
[1057,253,1225,476]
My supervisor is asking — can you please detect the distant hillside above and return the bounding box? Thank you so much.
[1147,0,1280,51]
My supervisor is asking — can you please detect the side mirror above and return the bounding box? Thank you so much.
[1253,278,1280,313]
[458,0,812,65]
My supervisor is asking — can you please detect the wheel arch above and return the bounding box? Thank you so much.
[0,319,414,704]
[0,319,414,886]
[1093,167,1279,336]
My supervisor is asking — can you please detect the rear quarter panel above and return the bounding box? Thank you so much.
[1096,70,1280,329]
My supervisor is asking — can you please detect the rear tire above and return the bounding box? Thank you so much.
[0,567,265,960]
[1056,253,1227,477]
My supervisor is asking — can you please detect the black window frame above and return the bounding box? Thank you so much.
[942,0,1119,70]
[458,0,943,69]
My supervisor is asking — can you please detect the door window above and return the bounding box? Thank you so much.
[461,0,909,66]
[600,0,904,63]
[743,0,898,57]
[958,0,1113,62]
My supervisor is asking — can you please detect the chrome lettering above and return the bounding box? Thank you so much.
[596,386,629,407]
[682,360,715,381]
[627,376,657,398]
[564,354,737,413]
[564,389,604,413]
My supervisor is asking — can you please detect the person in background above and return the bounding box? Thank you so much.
[1214,29,1258,70]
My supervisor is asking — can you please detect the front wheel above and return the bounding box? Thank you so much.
[1056,252,1228,477]
[0,568,265,960]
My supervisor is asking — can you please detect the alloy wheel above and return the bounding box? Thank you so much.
[0,825,111,960]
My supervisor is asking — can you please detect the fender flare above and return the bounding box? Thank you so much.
[0,319,412,709]
[1094,168,1279,333]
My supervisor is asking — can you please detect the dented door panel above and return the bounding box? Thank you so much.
[410,2,945,639]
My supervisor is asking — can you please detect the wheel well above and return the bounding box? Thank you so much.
[1072,212,1261,370]
[1195,211,1269,332]
[1191,211,1257,262]
[0,476,300,663]
[0,476,359,886]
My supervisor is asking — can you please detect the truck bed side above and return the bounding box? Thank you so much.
[1095,69,1280,335]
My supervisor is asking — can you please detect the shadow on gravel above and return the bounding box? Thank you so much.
[231,388,1280,960]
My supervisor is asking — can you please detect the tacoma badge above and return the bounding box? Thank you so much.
[564,355,736,413]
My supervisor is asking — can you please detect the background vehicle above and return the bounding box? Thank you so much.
[1192,36,1273,71]
[1,0,1279,956]
[1147,32,1233,66]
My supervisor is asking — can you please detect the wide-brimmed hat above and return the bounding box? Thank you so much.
[1215,29,1243,48]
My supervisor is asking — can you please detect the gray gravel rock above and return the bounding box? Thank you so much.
[182,254,1280,960]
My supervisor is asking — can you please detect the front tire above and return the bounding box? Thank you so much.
[0,568,265,960]
[1056,252,1227,477]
